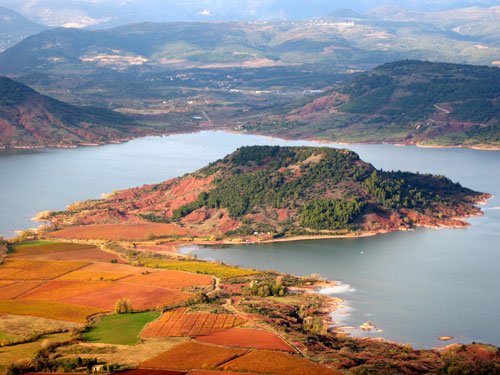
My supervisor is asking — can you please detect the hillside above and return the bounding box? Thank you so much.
[1,12,500,76]
[0,6,47,51]
[241,60,500,148]
[0,76,148,148]
[45,145,487,241]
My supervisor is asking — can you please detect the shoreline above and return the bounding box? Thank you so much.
[3,128,500,152]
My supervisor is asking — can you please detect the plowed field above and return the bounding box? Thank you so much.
[62,284,192,311]
[196,328,295,352]
[121,270,213,290]
[219,350,340,375]
[47,223,192,241]
[138,341,246,371]
[141,309,246,338]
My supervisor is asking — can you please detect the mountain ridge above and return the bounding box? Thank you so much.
[0,76,148,148]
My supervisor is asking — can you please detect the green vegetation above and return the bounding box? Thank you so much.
[301,198,366,230]
[174,146,367,222]
[139,258,258,279]
[9,240,58,249]
[83,312,160,346]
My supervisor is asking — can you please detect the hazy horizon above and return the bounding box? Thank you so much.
[1,0,500,28]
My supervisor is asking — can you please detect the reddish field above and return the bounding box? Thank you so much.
[196,328,295,352]
[58,270,131,281]
[47,223,193,241]
[76,262,147,275]
[139,341,246,371]
[20,280,114,301]
[0,300,104,322]
[62,284,192,311]
[0,281,43,299]
[141,309,246,338]
[10,243,96,257]
[220,350,340,375]
[18,248,124,263]
[188,372,268,375]
[121,270,213,290]
[117,371,186,375]
[0,259,89,280]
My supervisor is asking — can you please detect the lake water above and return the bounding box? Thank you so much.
[1,131,499,348]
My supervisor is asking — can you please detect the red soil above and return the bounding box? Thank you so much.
[188,372,267,375]
[62,284,192,311]
[16,248,123,263]
[195,328,295,352]
[0,281,43,299]
[47,223,192,241]
[121,270,213,290]
[117,371,186,375]
[138,341,246,371]
[76,262,148,275]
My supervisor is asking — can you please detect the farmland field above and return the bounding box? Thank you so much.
[83,312,160,345]
[18,247,124,263]
[58,270,131,281]
[139,258,259,279]
[138,341,247,370]
[141,309,246,338]
[0,259,89,280]
[0,314,83,337]
[56,337,187,367]
[20,280,114,301]
[62,283,192,310]
[0,332,72,366]
[47,223,192,241]
[195,328,295,352]
[0,281,43,299]
[0,300,105,322]
[121,270,213,290]
[220,350,340,375]
[9,242,96,257]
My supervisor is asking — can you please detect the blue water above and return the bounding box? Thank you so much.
[1,131,499,348]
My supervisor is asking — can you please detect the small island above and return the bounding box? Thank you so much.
[41,145,489,243]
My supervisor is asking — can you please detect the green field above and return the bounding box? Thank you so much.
[0,332,19,344]
[83,312,160,346]
[140,258,259,279]
[10,240,59,249]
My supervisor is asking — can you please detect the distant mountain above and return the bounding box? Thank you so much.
[0,6,47,51]
[1,16,499,77]
[241,60,500,148]
[46,145,487,240]
[6,0,500,26]
[0,76,145,148]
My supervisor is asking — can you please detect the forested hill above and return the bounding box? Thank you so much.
[47,146,487,240]
[0,76,146,148]
[246,60,500,148]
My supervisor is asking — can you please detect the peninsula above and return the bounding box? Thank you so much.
[41,145,488,243]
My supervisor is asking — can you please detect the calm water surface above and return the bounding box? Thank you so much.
[1,131,499,348]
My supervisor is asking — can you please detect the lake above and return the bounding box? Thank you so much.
[1,131,499,348]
